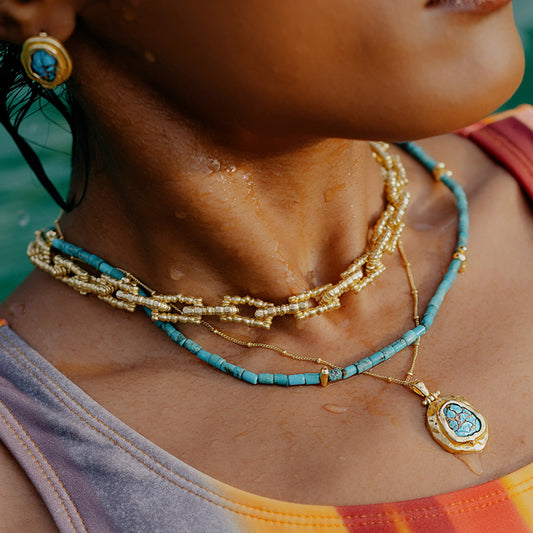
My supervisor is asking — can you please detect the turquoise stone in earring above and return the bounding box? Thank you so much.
[30,49,58,82]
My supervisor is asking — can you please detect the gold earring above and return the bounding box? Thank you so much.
[20,33,72,89]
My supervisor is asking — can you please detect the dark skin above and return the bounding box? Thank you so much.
[1,0,532,530]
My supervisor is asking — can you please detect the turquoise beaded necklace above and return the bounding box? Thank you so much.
[46,141,467,386]
[29,141,488,456]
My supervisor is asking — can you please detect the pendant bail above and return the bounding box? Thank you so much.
[410,380,429,397]
[408,380,441,405]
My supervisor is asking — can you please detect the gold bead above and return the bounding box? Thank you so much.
[432,162,446,181]
[320,367,330,387]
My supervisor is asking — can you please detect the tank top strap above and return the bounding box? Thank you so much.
[457,104,533,201]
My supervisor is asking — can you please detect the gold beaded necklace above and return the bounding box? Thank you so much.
[28,142,408,331]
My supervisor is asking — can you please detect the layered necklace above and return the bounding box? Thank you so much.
[27,141,488,458]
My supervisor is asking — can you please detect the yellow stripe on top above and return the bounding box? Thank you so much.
[208,477,349,532]
[501,462,533,529]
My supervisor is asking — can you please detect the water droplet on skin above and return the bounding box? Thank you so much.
[169,267,184,281]
[455,453,484,475]
[323,182,346,202]
[9,303,25,316]
[17,210,30,228]
[121,5,136,21]
[412,222,435,231]
[207,159,221,173]
[144,51,156,63]
[323,404,349,414]
[226,165,237,174]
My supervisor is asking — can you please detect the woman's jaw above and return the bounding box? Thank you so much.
[71,0,524,144]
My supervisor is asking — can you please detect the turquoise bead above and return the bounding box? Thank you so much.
[355,358,373,372]
[93,257,105,270]
[343,365,358,378]
[196,349,212,363]
[258,373,275,385]
[391,339,407,353]
[425,303,439,315]
[99,263,122,279]
[368,350,384,364]
[242,371,258,384]
[412,325,426,337]
[401,329,417,345]
[78,250,93,264]
[231,366,245,379]
[221,362,235,374]
[288,374,306,386]
[208,353,225,369]
[170,330,185,344]
[54,240,72,255]
[183,339,201,354]
[381,345,395,359]
[329,368,343,382]
[304,373,321,385]
[274,374,289,386]
[421,315,434,328]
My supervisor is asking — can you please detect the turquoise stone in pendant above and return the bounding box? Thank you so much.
[411,381,489,454]
[31,50,58,82]
[442,402,482,438]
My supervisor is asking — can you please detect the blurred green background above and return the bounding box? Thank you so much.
[1,2,533,301]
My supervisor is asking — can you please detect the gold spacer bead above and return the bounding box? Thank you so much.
[432,162,446,181]
[320,366,329,387]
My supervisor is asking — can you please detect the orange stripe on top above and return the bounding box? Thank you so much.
[0,319,8,327]
[436,478,532,533]
[335,465,533,532]
[338,497,457,532]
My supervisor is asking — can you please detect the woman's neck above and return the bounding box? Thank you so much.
[62,41,385,304]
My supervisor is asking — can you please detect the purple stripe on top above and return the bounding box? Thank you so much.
[0,325,241,533]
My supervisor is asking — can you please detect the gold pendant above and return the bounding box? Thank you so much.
[410,381,489,454]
